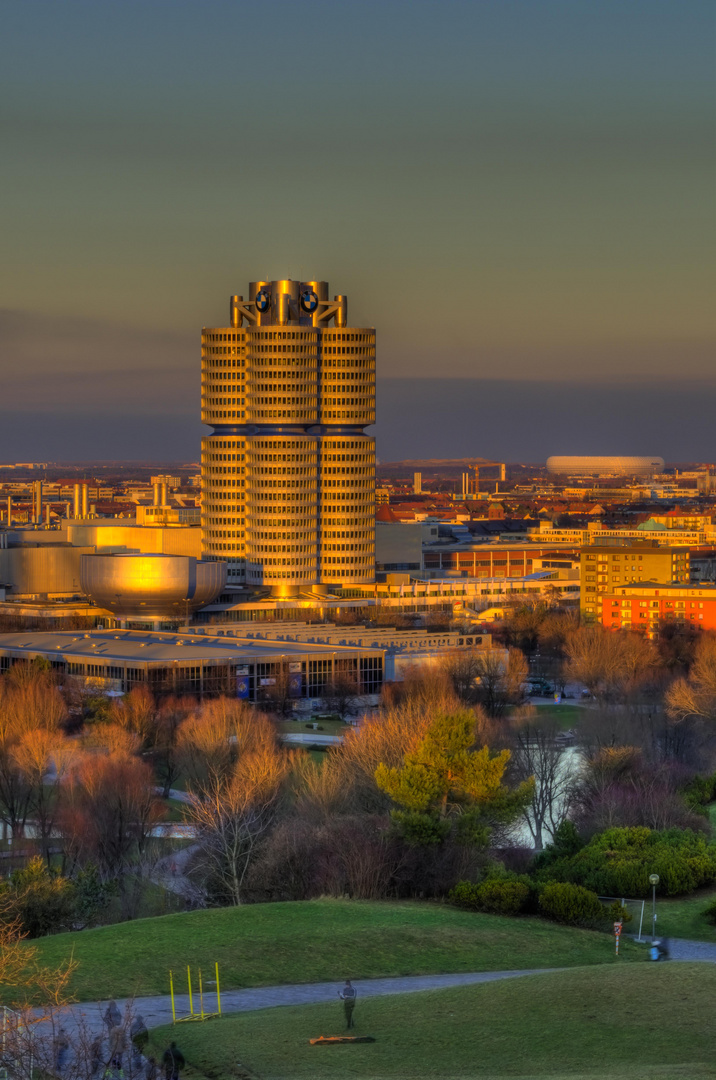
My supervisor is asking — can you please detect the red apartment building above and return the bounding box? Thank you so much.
[601,583,716,637]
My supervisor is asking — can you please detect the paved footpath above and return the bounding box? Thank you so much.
[663,937,716,962]
[35,949,716,1069]
[59,939,716,1034]
[62,968,558,1037]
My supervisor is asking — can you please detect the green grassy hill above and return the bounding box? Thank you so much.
[147,963,715,1080]
[655,886,716,942]
[24,899,642,1002]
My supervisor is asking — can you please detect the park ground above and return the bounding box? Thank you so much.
[22,899,642,1002]
[532,702,586,729]
[146,963,716,1080]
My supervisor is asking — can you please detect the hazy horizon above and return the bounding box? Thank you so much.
[3,374,716,465]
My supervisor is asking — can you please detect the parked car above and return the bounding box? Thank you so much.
[527,680,552,696]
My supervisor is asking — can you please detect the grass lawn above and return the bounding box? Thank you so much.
[161,797,189,823]
[652,886,716,943]
[166,775,189,793]
[23,900,643,1003]
[146,963,714,1080]
[532,704,586,730]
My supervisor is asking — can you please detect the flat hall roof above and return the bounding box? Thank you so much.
[0,628,384,666]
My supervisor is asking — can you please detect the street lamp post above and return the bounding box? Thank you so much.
[649,874,659,943]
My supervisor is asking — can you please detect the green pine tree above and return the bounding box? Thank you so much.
[375,711,533,846]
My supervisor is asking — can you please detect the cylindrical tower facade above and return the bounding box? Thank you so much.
[201,431,247,579]
[245,433,318,590]
[201,280,375,594]
[318,432,375,584]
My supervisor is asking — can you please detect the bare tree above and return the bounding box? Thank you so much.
[0,662,67,734]
[151,696,193,798]
[508,708,578,850]
[177,697,256,788]
[258,668,296,718]
[0,669,68,841]
[12,730,77,864]
[572,745,705,834]
[538,609,578,657]
[85,722,141,757]
[380,664,459,713]
[440,649,484,703]
[666,635,716,723]
[59,752,162,918]
[109,686,156,746]
[564,626,660,705]
[0,913,106,1080]
[186,736,295,905]
[472,648,528,717]
[322,672,363,719]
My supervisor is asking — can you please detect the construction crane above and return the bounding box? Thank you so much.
[471,461,506,495]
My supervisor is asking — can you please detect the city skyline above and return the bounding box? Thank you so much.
[1,0,713,461]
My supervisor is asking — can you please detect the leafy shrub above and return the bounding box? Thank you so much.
[1,858,76,938]
[450,881,482,907]
[535,826,716,898]
[703,897,716,926]
[538,882,605,927]
[683,774,716,815]
[532,820,584,871]
[72,865,117,929]
[605,899,633,925]
[450,874,531,916]
[0,858,115,937]
[473,879,531,916]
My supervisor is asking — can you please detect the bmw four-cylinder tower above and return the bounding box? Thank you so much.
[201,280,376,595]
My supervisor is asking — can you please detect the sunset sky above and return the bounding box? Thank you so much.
[1,0,713,461]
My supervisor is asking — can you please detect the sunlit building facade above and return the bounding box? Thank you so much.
[201,279,375,594]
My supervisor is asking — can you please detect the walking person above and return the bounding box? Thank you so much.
[162,1041,185,1080]
[130,1015,149,1065]
[53,1027,70,1074]
[338,979,357,1030]
[90,1034,104,1077]
[103,999,122,1033]
[108,1025,127,1073]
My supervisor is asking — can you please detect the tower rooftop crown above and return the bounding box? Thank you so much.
[230,279,348,328]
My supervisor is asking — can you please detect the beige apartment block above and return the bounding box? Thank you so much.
[580,543,690,623]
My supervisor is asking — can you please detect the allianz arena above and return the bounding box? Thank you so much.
[546,456,665,477]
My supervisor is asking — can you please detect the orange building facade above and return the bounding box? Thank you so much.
[600,583,716,637]
[422,544,579,578]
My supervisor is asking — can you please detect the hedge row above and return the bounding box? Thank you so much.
[449,875,628,929]
[535,826,716,898]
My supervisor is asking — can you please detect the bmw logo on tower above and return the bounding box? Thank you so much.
[301,289,319,313]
